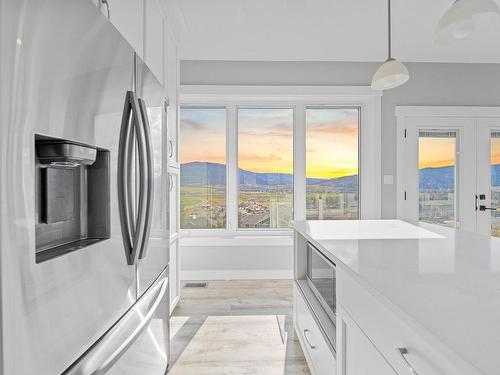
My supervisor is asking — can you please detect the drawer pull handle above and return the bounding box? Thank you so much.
[303,329,316,349]
[397,348,420,375]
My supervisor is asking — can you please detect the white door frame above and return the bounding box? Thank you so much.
[396,106,500,233]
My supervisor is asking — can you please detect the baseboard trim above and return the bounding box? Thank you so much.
[180,269,293,281]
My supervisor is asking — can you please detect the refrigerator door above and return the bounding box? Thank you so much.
[63,267,169,375]
[0,1,137,374]
[135,56,170,297]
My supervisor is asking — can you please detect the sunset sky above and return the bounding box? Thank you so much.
[306,108,359,179]
[492,138,500,165]
[180,107,362,179]
[238,108,294,174]
[418,136,456,169]
[180,107,227,165]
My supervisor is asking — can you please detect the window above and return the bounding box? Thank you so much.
[180,107,226,229]
[306,107,360,220]
[418,131,457,227]
[238,108,294,228]
[179,87,381,233]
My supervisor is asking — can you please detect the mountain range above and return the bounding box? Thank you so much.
[181,162,500,191]
[418,164,500,190]
[181,161,358,191]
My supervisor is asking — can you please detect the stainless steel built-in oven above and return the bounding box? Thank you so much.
[306,242,336,321]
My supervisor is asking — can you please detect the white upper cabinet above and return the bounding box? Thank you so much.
[143,0,164,83]
[104,0,144,57]
[165,27,179,166]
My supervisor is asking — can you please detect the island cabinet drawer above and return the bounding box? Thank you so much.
[337,271,466,375]
[294,285,336,375]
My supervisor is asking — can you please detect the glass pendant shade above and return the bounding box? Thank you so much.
[371,58,409,90]
[435,0,500,45]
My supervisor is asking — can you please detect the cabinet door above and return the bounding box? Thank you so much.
[106,0,144,56]
[143,0,164,82]
[165,27,179,166]
[294,286,336,375]
[169,170,180,238]
[169,239,180,312]
[341,310,396,375]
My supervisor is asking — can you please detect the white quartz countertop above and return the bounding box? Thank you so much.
[292,219,500,375]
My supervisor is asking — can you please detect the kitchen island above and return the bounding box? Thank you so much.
[292,219,500,375]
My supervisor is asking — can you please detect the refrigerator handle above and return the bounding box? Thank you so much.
[132,95,149,265]
[118,91,138,265]
[137,98,154,259]
[62,275,169,375]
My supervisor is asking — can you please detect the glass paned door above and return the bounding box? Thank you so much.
[490,133,500,236]
[400,116,476,232]
[476,119,500,237]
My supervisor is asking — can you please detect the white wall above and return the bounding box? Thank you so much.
[179,60,500,279]
[181,244,293,280]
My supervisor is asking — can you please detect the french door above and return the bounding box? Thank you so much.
[397,109,500,237]
[476,119,500,236]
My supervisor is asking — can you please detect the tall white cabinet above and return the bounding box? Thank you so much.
[92,0,181,312]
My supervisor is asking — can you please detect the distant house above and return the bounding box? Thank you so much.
[239,213,270,228]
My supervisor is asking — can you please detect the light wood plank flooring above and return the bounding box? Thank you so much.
[169,280,311,374]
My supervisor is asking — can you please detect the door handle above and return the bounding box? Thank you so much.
[137,98,154,260]
[118,91,143,265]
[480,205,499,211]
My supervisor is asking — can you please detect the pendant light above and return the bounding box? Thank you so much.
[435,0,500,45]
[371,0,409,91]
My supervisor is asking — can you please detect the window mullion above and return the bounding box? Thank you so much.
[294,103,306,220]
[226,105,238,232]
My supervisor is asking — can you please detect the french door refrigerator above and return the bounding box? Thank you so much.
[0,0,170,374]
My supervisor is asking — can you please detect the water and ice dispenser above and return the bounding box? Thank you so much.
[35,135,110,263]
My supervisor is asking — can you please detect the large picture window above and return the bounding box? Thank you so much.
[179,88,380,233]
[237,108,294,229]
[180,107,227,229]
[306,107,360,220]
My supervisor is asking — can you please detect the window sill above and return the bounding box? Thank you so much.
[180,229,293,247]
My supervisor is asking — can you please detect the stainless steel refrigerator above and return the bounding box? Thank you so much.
[0,0,170,374]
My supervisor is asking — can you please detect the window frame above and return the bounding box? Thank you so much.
[180,85,382,240]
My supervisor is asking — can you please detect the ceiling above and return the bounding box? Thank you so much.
[177,0,500,63]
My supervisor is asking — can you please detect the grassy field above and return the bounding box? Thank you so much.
[181,185,226,229]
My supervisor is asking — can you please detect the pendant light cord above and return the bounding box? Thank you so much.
[388,0,392,59]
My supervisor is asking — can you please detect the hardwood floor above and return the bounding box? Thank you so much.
[169,280,311,374]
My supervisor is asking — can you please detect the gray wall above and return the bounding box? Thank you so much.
[181,60,500,218]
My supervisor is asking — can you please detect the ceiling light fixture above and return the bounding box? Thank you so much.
[435,0,500,45]
[371,0,409,91]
